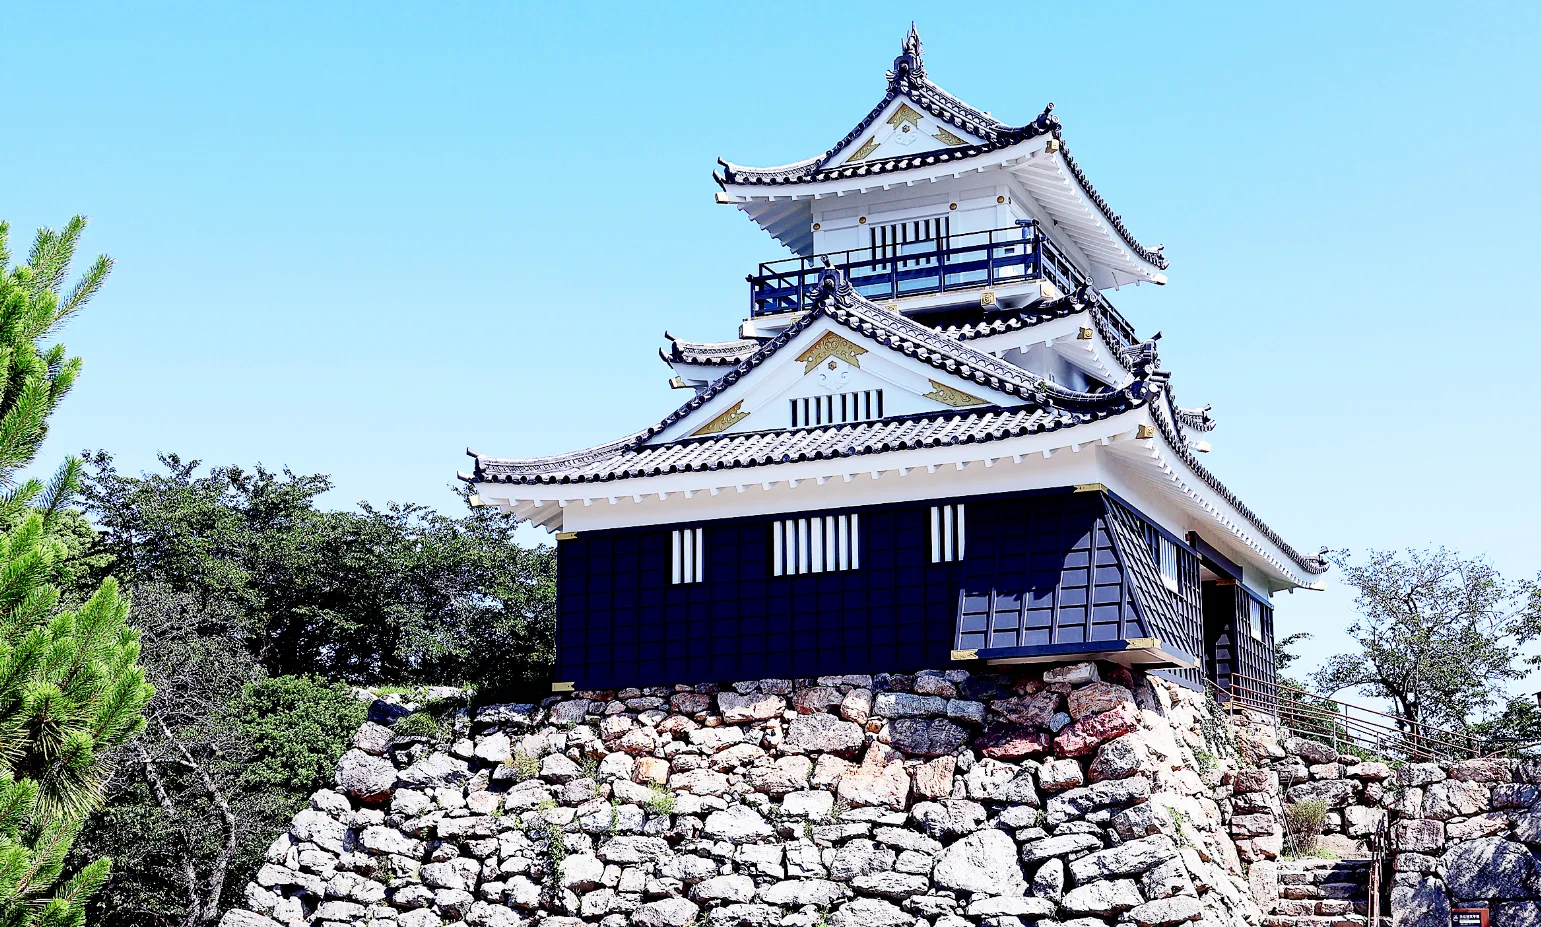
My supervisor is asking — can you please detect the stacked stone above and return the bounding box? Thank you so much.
[220,664,1264,927]
[1388,758,1541,927]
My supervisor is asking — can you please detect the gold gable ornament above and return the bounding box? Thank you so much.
[923,380,989,408]
[887,103,924,128]
[844,136,880,163]
[932,125,968,146]
[796,332,868,374]
[693,401,750,436]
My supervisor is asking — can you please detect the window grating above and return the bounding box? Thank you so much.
[772,513,859,576]
[671,527,704,584]
[871,217,950,268]
[790,390,884,427]
[930,504,965,563]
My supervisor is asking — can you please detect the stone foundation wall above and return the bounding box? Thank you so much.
[1384,758,1541,927]
[218,663,1267,927]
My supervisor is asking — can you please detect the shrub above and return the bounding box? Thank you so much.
[235,676,367,792]
[393,711,442,741]
[644,783,677,815]
[1283,800,1330,856]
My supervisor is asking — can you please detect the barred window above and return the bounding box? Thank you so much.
[772,513,859,576]
[930,503,965,563]
[790,390,884,428]
[1158,536,1180,592]
[1240,593,1260,640]
[671,527,704,585]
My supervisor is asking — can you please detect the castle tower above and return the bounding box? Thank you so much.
[463,27,1326,696]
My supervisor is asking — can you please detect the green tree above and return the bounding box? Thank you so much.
[1313,547,1541,740]
[76,453,555,692]
[71,454,553,927]
[0,216,152,927]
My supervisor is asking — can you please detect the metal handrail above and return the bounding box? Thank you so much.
[1225,672,1483,762]
[747,223,1140,347]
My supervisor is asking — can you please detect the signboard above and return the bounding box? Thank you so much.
[1453,909,1489,927]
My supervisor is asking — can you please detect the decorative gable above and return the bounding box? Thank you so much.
[829,96,985,166]
[651,316,1023,444]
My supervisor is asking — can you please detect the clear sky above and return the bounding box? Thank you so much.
[5,2,1540,692]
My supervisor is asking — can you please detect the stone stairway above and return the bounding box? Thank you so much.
[1262,859,1387,927]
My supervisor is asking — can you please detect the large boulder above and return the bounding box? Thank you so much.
[932,829,1026,896]
[1444,837,1536,899]
[1066,682,1134,720]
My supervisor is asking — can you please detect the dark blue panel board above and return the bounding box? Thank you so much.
[553,488,1225,692]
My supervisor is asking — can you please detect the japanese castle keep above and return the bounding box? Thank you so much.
[463,28,1328,696]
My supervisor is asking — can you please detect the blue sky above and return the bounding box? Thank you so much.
[5,2,1540,691]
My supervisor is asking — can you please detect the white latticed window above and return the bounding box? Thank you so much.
[671,527,704,585]
[1158,536,1180,592]
[790,390,884,427]
[930,504,965,563]
[773,514,859,576]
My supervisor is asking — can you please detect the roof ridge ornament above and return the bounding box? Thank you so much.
[888,22,925,84]
[814,256,855,308]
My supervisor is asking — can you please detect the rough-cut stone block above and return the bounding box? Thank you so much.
[1285,778,1355,808]
[911,756,956,799]
[1054,702,1140,756]
[1067,682,1135,721]
[1059,878,1142,917]
[1394,819,1446,853]
[1127,895,1203,926]
[1043,662,1099,686]
[1453,758,1516,783]
[828,898,910,927]
[718,691,784,723]
[1449,811,1512,841]
[785,713,865,753]
[976,722,1053,759]
[933,829,1026,896]
[885,718,968,756]
[1068,834,1178,882]
[1444,837,1536,899]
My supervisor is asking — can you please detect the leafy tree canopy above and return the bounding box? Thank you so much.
[1312,547,1541,734]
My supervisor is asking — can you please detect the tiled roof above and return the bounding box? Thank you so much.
[473,404,1137,486]
[661,334,762,367]
[716,28,1168,272]
[468,266,1325,578]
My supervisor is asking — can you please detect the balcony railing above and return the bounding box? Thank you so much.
[748,222,1138,348]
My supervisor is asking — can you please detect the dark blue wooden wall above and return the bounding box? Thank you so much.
[555,488,1210,691]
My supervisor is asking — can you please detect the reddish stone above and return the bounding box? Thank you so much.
[976,723,1053,759]
[1104,665,1136,690]
[1053,702,1140,757]
[1066,682,1135,721]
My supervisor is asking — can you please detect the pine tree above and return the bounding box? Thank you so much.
[0,217,152,927]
